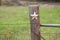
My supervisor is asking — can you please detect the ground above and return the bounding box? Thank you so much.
[0,2,60,40]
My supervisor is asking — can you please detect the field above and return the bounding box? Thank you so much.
[0,6,60,40]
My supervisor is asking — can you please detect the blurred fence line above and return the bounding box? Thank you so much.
[0,34,16,40]
[41,33,60,40]
[0,33,60,40]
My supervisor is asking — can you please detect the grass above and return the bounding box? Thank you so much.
[0,6,60,40]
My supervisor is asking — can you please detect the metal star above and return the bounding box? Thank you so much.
[30,12,38,20]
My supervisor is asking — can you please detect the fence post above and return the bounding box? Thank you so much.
[29,5,41,40]
[0,0,1,6]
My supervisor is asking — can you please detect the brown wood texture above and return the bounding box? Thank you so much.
[29,5,41,40]
[0,0,1,5]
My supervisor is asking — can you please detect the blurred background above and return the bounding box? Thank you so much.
[0,0,60,40]
[0,0,60,6]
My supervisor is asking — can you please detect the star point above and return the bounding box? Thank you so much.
[30,12,38,20]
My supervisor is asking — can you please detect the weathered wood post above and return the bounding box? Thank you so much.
[0,0,1,6]
[29,5,41,40]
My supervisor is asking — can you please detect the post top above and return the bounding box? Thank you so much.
[29,5,39,7]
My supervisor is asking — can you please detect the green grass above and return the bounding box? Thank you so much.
[0,6,60,40]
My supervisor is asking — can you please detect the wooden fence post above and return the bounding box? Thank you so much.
[29,5,41,40]
[0,0,1,6]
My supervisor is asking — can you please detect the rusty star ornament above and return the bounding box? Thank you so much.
[30,12,38,20]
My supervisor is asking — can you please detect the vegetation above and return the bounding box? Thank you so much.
[0,6,60,40]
